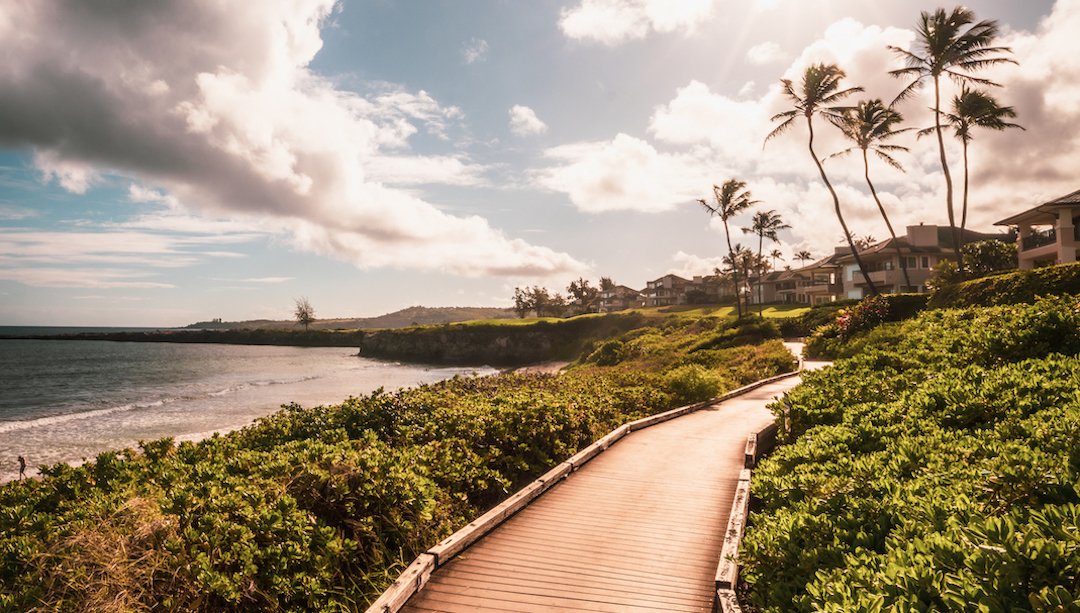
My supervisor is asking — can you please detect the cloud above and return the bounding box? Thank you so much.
[0,0,583,281]
[0,205,37,220]
[538,7,1080,261]
[668,251,725,278]
[509,105,548,137]
[463,38,489,64]
[559,0,715,46]
[746,42,788,65]
[535,133,714,213]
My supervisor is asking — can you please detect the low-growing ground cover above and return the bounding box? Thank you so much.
[0,316,794,612]
[742,296,1080,613]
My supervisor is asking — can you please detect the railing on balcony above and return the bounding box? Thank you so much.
[1022,228,1056,251]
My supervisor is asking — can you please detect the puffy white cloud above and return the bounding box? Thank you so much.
[539,5,1080,275]
[509,105,549,137]
[668,251,725,278]
[0,0,583,281]
[746,42,788,65]
[463,38,489,64]
[535,133,715,213]
[559,0,715,46]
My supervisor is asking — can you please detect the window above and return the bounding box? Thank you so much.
[921,256,930,269]
[904,257,917,269]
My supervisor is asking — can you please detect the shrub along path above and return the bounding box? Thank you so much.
[400,357,816,613]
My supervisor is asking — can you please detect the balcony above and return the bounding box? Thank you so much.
[1022,228,1056,251]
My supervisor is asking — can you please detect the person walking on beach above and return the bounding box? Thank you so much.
[17,456,26,480]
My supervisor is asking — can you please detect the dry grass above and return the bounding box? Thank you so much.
[32,497,188,613]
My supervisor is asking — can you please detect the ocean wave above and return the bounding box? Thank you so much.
[0,401,151,434]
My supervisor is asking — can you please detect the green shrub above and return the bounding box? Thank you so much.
[662,364,727,405]
[742,296,1080,613]
[930,261,1080,308]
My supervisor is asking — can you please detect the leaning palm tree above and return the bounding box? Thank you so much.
[700,180,759,317]
[765,62,878,296]
[921,87,1023,247]
[889,6,1016,278]
[743,210,791,314]
[794,250,814,267]
[830,99,914,291]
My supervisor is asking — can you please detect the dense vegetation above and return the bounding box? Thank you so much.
[929,261,1080,309]
[0,315,794,612]
[742,296,1080,613]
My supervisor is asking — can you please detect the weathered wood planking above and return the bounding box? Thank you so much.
[401,376,806,613]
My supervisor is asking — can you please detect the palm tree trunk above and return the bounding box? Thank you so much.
[862,148,913,292]
[960,139,969,260]
[757,234,764,315]
[808,116,878,297]
[934,75,964,280]
[722,219,743,317]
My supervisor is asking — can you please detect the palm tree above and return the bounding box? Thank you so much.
[700,180,759,317]
[924,87,1023,247]
[766,62,878,296]
[852,234,877,251]
[794,250,814,267]
[889,6,1016,277]
[722,243,756,308]
[770,248,785,270]
[830,99,914,291]
[743,210,791,314]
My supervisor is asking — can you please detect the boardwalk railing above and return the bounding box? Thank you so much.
[364,370,800,613]
[715,422,780,612]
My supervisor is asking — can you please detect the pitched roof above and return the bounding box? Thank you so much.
[995,188,1080,226]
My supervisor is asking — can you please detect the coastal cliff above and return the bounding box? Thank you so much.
[360,314,648,366]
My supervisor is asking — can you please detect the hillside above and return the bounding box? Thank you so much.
[185,305,515,331]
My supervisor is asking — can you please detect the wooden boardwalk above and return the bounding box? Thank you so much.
[400,375,807,613]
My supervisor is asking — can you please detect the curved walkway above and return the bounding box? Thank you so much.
[399,372,811,613]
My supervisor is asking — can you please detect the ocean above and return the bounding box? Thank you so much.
[0,330,498,483]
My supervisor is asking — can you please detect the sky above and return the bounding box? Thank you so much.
[0,0,1074,326]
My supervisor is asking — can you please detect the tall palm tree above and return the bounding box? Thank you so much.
[925,87,1023,247]
[794,250,814,267]
[765,62,878,296]
[743,210,790,314]
[830,99,914,291]
[700,180,759,317]
[889,6,1016,278]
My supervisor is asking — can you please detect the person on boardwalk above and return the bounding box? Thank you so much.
[17,456,26,480]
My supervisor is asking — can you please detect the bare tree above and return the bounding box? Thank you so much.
[293,297,316,330]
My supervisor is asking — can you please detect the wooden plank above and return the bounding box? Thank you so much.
[436,555,708,597]
[564,424,630,469]
[469,526,722,573]
[717,588,743,613]
[486,510,726,547]
[744,433,758,468]
[715,478,751,590]
[446,534,719,579]
[756,422,779,457]
[428,481,543,565]
[442,542,714,587]
[410,581,705,613]
[535,461,571,492]
[363,553,435,613]
[427,571,712,610]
